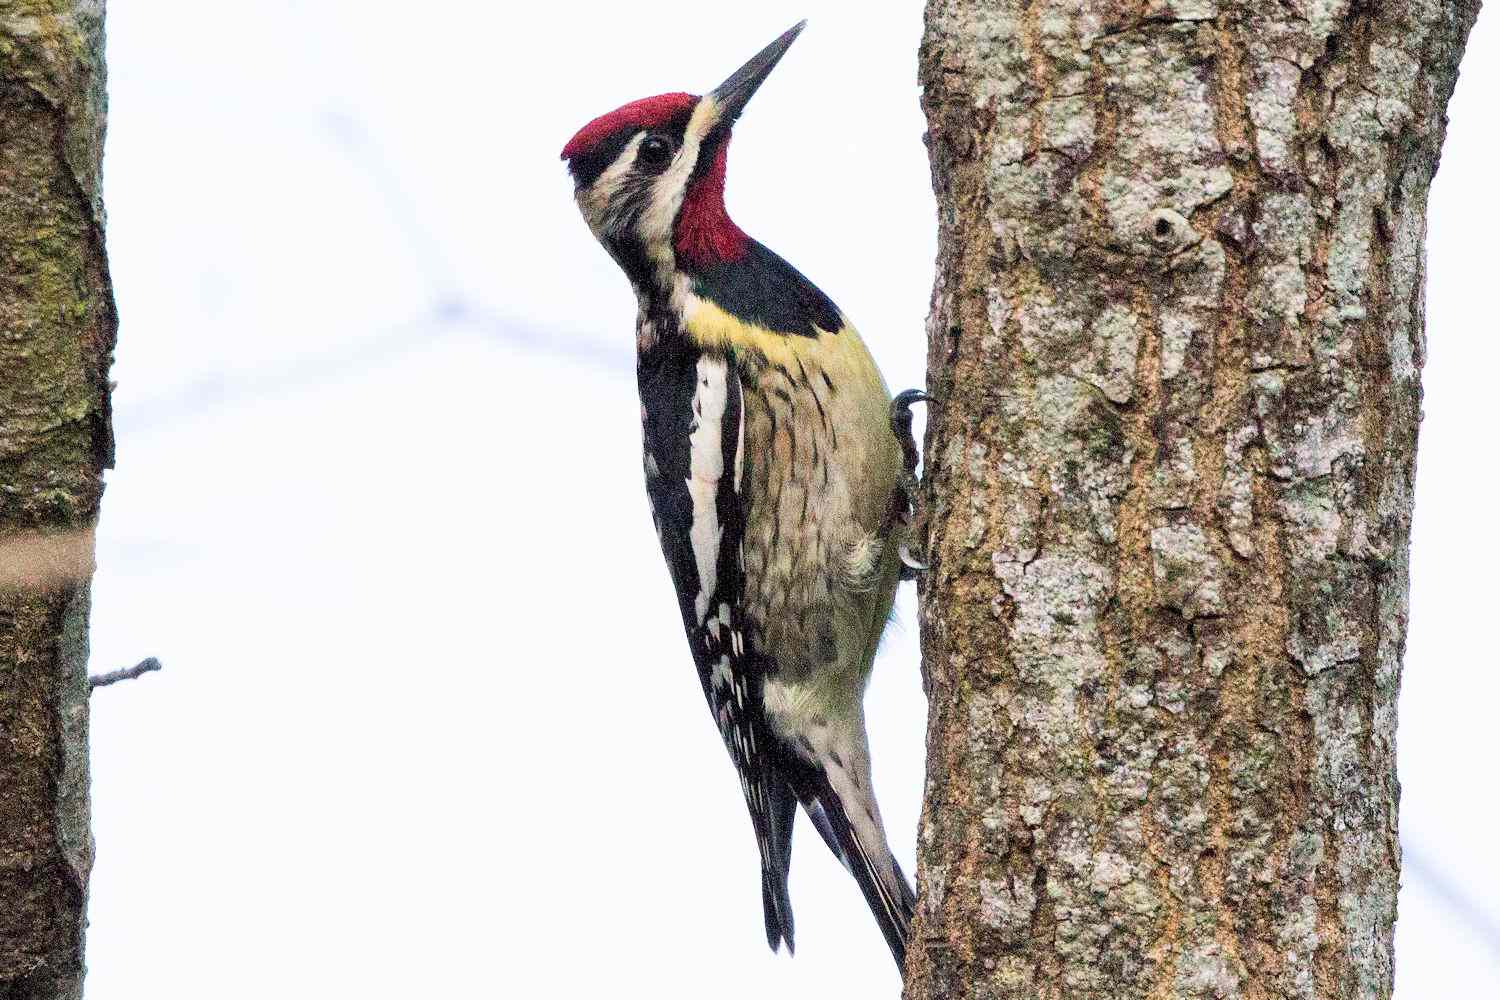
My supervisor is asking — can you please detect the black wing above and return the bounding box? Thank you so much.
[636,338,797,952]
[686,238,842,337]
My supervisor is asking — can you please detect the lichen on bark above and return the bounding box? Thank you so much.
[909,2,1478,998]
[0,3,114,998]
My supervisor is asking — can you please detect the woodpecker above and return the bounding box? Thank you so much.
[561,21,920,968]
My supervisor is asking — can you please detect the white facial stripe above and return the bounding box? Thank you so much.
[685,94,724,144]
[637,96,722,249]
[576,131,646,231]
[575,96,728,300]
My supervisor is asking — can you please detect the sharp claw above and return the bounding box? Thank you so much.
[889,389,931,423]
[891,390,931,580]
[899,544,929,573]
[891,389,931,476]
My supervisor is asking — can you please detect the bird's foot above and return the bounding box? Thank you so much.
[899,544,929,577]
[890,389,930,477]
[889,389,931,581]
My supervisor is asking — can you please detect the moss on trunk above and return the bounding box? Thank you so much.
[0,4,114,997]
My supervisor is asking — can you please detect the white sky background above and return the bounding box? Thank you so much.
[82,2,1496,997]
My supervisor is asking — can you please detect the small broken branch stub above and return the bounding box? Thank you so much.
[89,657,163,690]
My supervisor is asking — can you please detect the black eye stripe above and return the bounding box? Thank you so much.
[566,129,636,188]
[565,109,693,189]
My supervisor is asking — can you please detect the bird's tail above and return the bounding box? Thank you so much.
[760,775,798,953]
[807,771,915,969]
[757,758,919,966]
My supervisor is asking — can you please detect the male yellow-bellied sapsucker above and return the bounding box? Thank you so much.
[561,21,923,968]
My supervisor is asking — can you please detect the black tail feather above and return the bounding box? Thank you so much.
[760,775,798,953]
[801,797,849,870]
[813,780,915,970]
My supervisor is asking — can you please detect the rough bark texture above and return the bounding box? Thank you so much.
[0,3,114,998]
[909,2,1478,998]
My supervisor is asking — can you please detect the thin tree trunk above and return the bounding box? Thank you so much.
[0,4,115,998]
[908,2,1478,998]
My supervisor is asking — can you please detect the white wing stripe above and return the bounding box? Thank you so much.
[687,356,729,624]
[733,371,746,492]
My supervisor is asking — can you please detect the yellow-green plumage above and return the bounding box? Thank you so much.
[684,301,902,700]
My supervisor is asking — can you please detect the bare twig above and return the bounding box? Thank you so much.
[89,657,162,690]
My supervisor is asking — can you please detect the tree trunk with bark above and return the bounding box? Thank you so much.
[0,4,115,998]
[908,2,1478,998]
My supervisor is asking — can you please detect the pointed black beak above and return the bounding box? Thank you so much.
[708,20,806,129]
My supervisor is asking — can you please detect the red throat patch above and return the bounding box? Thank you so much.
[560,92,698,161]
[675,140,748,267]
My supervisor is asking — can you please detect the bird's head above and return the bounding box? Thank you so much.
[561,21,805,283]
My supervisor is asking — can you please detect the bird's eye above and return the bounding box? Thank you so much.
[637,134,674,170]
